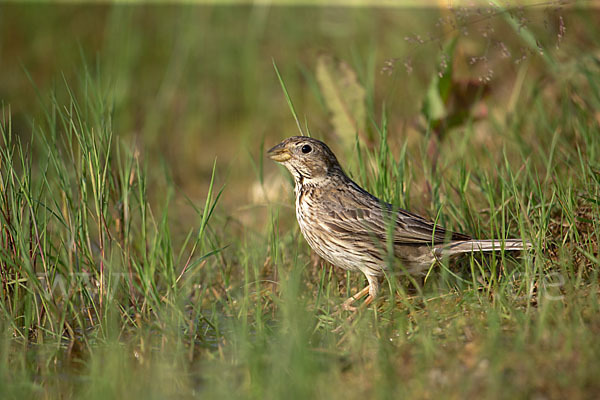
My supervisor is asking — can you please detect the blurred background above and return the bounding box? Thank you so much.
[1,3,598,235]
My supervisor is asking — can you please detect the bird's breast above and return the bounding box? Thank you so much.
[294,184,374,274]
[295,184,316,227]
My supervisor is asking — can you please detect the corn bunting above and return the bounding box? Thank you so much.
[268,136,529,310]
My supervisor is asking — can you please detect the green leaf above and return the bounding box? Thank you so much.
[421,37,457,123]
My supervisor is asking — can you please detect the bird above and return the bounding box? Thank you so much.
[267,136,530,311]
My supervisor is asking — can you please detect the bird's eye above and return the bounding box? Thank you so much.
[301,144,312,154]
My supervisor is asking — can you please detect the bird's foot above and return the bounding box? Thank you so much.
[333,294,376,333]
[340,286,370,312]
[341,295,374,312]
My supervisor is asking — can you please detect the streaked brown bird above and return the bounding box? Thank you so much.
[268,136,529,310]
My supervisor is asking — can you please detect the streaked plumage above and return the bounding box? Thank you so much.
[268,136,529,310]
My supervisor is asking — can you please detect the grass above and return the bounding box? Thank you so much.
[1,3,600,399]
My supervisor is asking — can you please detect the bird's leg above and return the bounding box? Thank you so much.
[342,286,370,311]
[363,275,380,308]
[341,275,380,311]
[362,294,375,307]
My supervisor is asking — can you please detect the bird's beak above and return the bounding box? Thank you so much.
[267,142,291,162]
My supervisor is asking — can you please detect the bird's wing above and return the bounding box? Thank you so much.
[393,208,470,244]
[320,181,470,245]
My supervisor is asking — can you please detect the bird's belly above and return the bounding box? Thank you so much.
[295,202,383,275]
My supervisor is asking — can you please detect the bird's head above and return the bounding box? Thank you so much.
[267,136,341,184]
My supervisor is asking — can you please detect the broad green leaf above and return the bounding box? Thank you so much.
[422,37,457,123]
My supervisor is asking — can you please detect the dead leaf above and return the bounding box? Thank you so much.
[316,54,367,148]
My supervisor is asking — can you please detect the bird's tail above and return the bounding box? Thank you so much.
[435,239,532,258]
